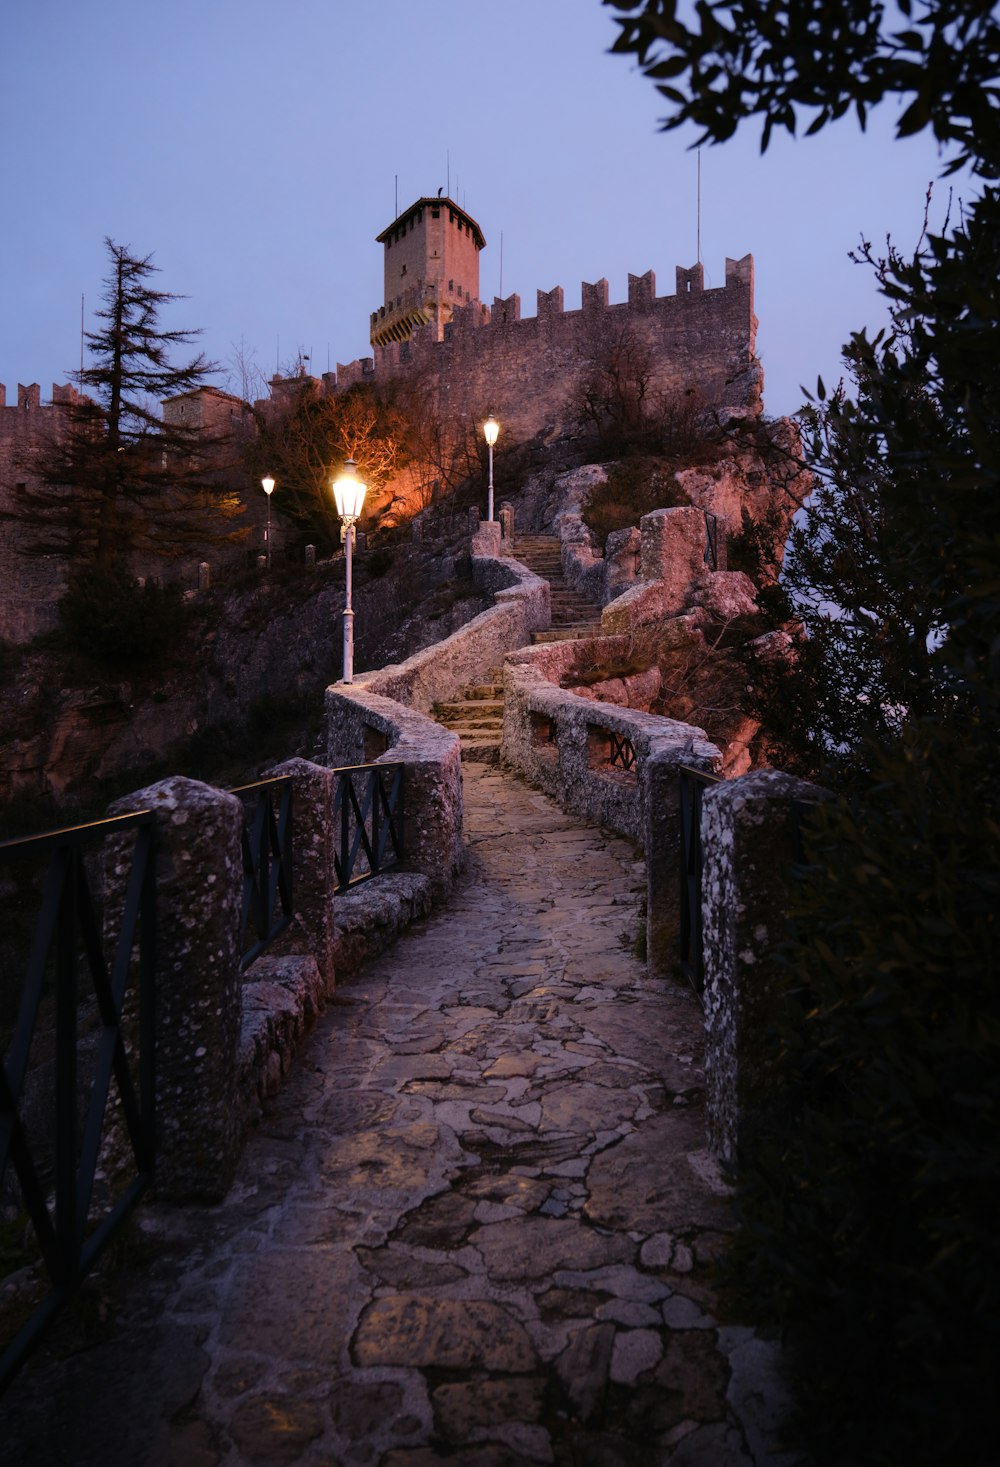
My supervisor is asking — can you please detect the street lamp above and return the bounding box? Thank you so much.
[332,457,367,684]
[261,474,275,569]
[483,414,499,521]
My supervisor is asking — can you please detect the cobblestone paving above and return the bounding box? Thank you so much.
[0,766,796,1467]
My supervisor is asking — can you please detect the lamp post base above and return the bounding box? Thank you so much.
[343,608,355,684]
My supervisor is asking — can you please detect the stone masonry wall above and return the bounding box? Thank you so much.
[346,256,759,445]
[2,252,758,642]
[0,385,79,642]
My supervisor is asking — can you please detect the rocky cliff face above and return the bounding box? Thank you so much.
[0,545,486,824]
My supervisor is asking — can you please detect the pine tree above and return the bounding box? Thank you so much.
[21,237,243,567]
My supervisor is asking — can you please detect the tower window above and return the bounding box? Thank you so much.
[431,207,440,219]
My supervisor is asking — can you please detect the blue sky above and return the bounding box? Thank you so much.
[0,0,966,420]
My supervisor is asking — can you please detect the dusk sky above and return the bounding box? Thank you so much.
[1,1,966,421]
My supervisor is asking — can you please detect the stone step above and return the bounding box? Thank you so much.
[457,736,501,764]
[433,699,505,722]
[432,673,506,764]
[531,625,603,644]
[514,537,605,632]
[552,604,602,619]
[551,597,599,613]
[438,717,505,735]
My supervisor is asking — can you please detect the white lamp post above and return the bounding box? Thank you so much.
[332,457,367,684]
[483,414,499,521]
[261,474,275,569]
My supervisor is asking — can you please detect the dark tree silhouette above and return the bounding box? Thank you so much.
[19,237,242,567]
[605,6,1000,1464]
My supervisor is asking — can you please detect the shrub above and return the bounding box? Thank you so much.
[58,560,188,670]
[726,502,788,584]
[723,726,999,1466]
[582,457,689,547]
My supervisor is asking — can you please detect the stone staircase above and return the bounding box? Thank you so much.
[432,675,505,762]
[432,536,604,761]
[513,533,604,643]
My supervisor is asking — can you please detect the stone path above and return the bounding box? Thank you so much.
[0,766,795,1467]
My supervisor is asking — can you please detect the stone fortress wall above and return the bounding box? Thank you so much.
[319,254,759,446]
[0,383,86,643]
[1,243,760,643]
[0,382,260,644]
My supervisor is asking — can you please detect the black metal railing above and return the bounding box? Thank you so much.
[231,777,294,971]
[704,511,719,571]
[609,731,637,773]
[678,764,723,992]
[332,763,405,892]
[0,810,156,1390]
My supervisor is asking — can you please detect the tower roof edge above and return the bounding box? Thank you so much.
[376,196,486,251]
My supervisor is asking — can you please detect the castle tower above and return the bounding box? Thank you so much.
[370,194,485,347]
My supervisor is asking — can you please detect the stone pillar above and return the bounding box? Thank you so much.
[198,561,210,591]
[305,544,316,566]
[471,520,502,558]
[468,505,481,536]
[106,776,244,1202]
[499,501,514,547]
[605,527,642,603]
[256,554,266,570]
[700,769,823,1164]
[643,746,718,977]
[639,507,707,614]
[268,758,337,991]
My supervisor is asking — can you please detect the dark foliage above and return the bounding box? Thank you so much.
[604,0,999,170]
[582,456,690,546]
[606,3,1000,1462]
[246,380,416,548]
[58,561,188,670]
[14,238,244,567]
[726,730,1000,1467]
[571,318,722,459]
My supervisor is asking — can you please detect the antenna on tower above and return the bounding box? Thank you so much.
[395,173,398,217]
[697,149,702,265]
[499,232,504,300]
[79,294,85,380]
[447,150,450,198]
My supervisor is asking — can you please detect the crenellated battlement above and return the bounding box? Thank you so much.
[323,256,759,441]
[0,382,88,446]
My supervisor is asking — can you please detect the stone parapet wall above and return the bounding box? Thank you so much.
[501,639,720,967]
[325,687,465,899]
[350,549,548,713]
[700,769,825,1162]
[106,776,245,1203]
[335,257,759,446]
